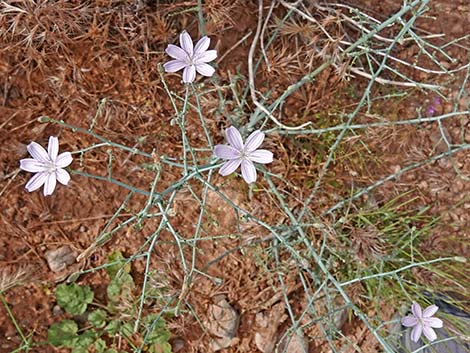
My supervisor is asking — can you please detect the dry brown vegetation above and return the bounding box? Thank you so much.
[1,1,470,352]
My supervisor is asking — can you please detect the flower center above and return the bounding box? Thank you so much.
[185,52,195,66]
[43,160,57,174]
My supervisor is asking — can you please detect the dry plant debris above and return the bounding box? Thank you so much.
[0,0,469,353]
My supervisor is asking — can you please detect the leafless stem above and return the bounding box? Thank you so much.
[248,0,312,130]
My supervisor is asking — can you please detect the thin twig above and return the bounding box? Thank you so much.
[248,0,312,130]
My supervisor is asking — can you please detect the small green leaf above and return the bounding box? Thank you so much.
[107,272,134,302]
[72,330,96,353]
[106,251,131,279]
[89,309,108,328]
[143,315,172,353]
[48,320,78,347]
[104,349,118,353]
[71,347,87,353]
[120,322,134,338]
[94,338,107,353]
[147,342,172,353]
[105,320,120,335]
[56,283,94,315]
[106,279,121,302]
[105,319,134,338]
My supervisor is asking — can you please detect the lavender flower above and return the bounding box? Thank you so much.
[214,126,273,184]
[425,106,436,116]
[425,97,442,117]
[163,31,217,83]
[19,136,73,196]
[401,302,443,342]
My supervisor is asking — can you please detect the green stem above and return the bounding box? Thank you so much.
[0,292,28,347]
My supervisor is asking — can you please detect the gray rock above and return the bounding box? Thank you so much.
[206,296,240,351]
[278,332,308,353]
[45,246,76,272]
[171,338,185,352]
[52,305,63,316]
[206,297,239,338]
[254,302,287,353]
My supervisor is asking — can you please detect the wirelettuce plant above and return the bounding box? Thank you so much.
[6,0,470,352]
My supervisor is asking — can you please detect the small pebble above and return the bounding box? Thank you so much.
[52,305,63,316]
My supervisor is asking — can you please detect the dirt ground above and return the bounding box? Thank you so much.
[1,1,469,353]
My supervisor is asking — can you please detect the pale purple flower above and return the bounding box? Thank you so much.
[425,97,442,117]
[19,136,73,196]
[214,126,273,184]
[401,302,443,342]
[426,106,436,116]
[163,31,217,83]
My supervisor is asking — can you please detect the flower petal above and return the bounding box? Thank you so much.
[401,315,418,327]
[214,145,240,160]
[410,324,423,343]
[48,136,59,160]
[195,63,215,77]
[20,158,45,173]
[244,130,265,152]
[163,59,187,73]
[43,173,57,196]
[55,152,73,168]
[27,141,49,162]
[195,50,217,63]
[425,317,443,328]
[249,150,273,164]
[179,31,193,56]
[166,44,188,61]
[225,126,243,150]
[241,159,257,184]
[194,36,210,54]
[219,159,241,176]
[422,326,437,342]
[411,302,423,318]
[182,65,196,83]
[56,169,71,185]
[25,172,47,192]
[422,304,439,318]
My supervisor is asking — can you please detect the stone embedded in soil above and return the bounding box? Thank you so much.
[282,333,309,353]
[52,305,63,316]
[171,338,185,352]
[205,296,240,351]
[210,336,240,352]
[254,302,287,353]
[206,297,239,338]
[45,246,77,272]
